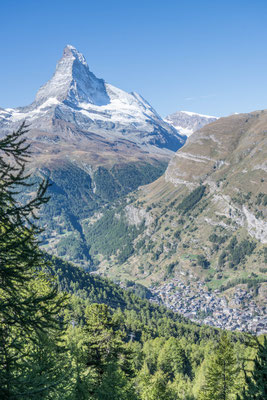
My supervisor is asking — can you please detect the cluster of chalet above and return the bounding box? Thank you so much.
[149,278,266,335]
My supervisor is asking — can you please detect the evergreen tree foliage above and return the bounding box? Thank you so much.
[177,185,206,214]
[0,123,68,398]
[157,337,192,379]
[199,334,240,400]
[238,337,267,400]
[65,303,137,399]
[138,365,174,400]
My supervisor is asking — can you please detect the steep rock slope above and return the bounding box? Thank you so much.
[165,110,218,137]
[87,110,267,312]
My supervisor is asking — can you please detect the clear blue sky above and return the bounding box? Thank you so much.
[1,0,267,117]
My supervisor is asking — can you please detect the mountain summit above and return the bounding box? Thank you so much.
[35,45,110,107]
[0,45,185,154]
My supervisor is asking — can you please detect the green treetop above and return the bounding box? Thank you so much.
[199,333,240,400]
[238,336,267,400]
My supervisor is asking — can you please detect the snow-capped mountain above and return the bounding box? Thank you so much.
[165,110,218,137]
[0,45,185,154]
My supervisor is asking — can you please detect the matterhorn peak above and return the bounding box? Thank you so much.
[0,45,186,154]
[35,45,110,107]
[62,44,88,67]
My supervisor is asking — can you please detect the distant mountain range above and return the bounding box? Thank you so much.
[165,110,218,137]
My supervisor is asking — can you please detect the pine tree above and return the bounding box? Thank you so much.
[66,303,136,399]
[139,367,174,400]
[238,336,267,400]
[0,123,68,398]
[157,337,192,379]
[199,334,239,400]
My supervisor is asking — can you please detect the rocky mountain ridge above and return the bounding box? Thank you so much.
[165,110,218,137]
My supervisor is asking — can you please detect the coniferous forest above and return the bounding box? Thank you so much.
[0,124,266,399]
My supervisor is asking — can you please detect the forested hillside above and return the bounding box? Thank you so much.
[0,123,266,399]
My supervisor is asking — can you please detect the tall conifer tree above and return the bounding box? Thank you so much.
[199,334,239,400]
[238,337,267,400]
[0,123,68,398]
